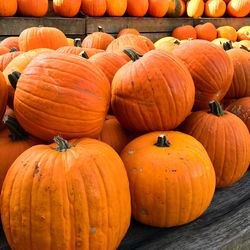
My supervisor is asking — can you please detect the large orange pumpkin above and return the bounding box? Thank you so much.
[111,49,195,132]
[166,0,185,17]
[19,27,68,51]
[14,52,110,142]
[0,45,9,56]
[195,22,217,41]
[18,0,48,17]
[180,100,250,188]
[0,37,19,50]
[0,72,8,121]
[56,46,85,55]
[0,0,17,16]
[1,136,131,249]
[0,51,23,72]
[53,0,81,17]
[126,0,148,16]
[227,0,250,18]
[186,0,204,18]
[172,40,234,110]
[117,28,140,38]
[205,0,226,17]
[80,0,106,16]
[121,131,216,227]
[147,0,169,17]
[106,0,127,16]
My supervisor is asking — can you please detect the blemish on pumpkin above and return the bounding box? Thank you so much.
[141,209,148,215]
[33,163,40,177]
[180,157,184,160]
[76,241,82,247]
[40,216,45,221]
[90,227,96,232]
[132,169,137,172]
[38,173,42,181]
[216,90,222,97]
[131,81,135,87]
[171,170,177,172]
[128,150,135,155]
[196,90,201,96]
[139,167,143,172]
[152,87,154,91]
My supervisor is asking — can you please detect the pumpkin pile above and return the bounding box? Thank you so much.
[0,25,249,249]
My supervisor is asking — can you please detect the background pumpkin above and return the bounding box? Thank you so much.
[18,0,48,17]
[0,72,8,121]
[186,0,204,18]
[237,26,250,41]
[117,28,140,38]
[195,22,217,41]
[217,26,237,42]
[205,0,226,17]
[126,0,148,17]
[0,45,9,56]
[0,37,19,50]
[155,39,180,52]
[172,25,197,40]
[227,0,250,18]
[0,51,23,72]
[147,0,169,18]
[106,0,127,17]
[166,0,185,17]
[0,0,17,16]
[80,0,106,16]
[53,0,81,17]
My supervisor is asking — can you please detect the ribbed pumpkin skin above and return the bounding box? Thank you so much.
[126,0,148,16]
[225,48,250,99]
[217,26,237,42]
[172,40,234,110]
[0,0,17,16]
[1,138,131,249]
[111,50,195,132]
[195,22,217,41]
[80,0,107,16]
[0,45,9,56]
[186,0,204,18]
[18,0,48,17]
[0,72,8,121]
[180,107,250,188]
[0,37,19,50]
[19,27,68,52]
[56,46,104,57]
[166,0,185,17]
[14,52,110,142]
[121,131,216,227]
[237,26,250,41]
[147,0,169,17]
[106,0,127,16]
[227,0,250,18]
[226,97,250,132]
[205,0,226,17]
[117,28,140,38]
[89,52,127,84]
[0,51,23,71]
[53,0,81,17]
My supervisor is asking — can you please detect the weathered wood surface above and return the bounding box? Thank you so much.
[0,170,249,250]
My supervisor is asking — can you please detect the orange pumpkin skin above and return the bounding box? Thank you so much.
[89,52,127,84]
[19,27,68,52]
[180,101,250,188]
[166,0,185,17]
[106,0,127,16]
[80,0,106,16]
[98,115,132,154]
[14,52,110,142]
[172,40,234,110]
[148,0,169,17]
[0,37,19,50]
[0,0,17,16]
[0,72,8,121]
[126,0,148,17]
[1,137,131,249]
[172,25,197,40]
[0,45,9,56]
[217,26,237,42]
[205,0,226,17]
[195,22,217,41]
[186,0,204,18]
[18,0,48,17]
[227,0,250,17]
[121,131,216,227]
[225,48,250,99]
[237,26,250,41]
[111,50,195,132]
[117,28,140,38]
[0,51,23,72]
[226,97,250,132]
[53,0,81,17]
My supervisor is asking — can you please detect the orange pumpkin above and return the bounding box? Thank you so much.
[172,40,234,110]
[0,51,23,72]
[155,39,180,52]
[56,46,85,55]
[147,0,169,17]
[139,35,155,50]
[106,0,127,16]
[121,131,216,227]
[53,0,81,17]
[186,0,204,18]
[0,37,19,50]
[117,28,140,38]
[14,52,110,142]
[217,26,237,42]
[0,72,8,121]
[111,49,195,132]
[205,0,226,17]
[195,22,217,41]
[180,100,250,188]
[126,0,148,16]
[172,25,197,40]
[166,0,185,17]
[1,136,131,249]
[237,26,250,41]
[0,0,17,16]
[18,0,48,17]
[227,0,250,17]
[80,0,106,16]
[0,45,9,56]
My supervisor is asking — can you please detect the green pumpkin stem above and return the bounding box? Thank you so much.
[74,38,82,47]
[223,40,233,51]
[209,100,225,117]
[154,135,171,147]
[174,39,180,45]
[80,51,89,59]
[10,48,18,52]
[98,26,104,32]
[123,49,143,62]
[239,45,250,52]
[8,71,21,89]
[53,136,74,152]
[3,115,29,141]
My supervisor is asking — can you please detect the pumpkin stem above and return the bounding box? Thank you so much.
[53,136,75,152]
[74,38,82,47]
[239,45,250,52]
[80,51,89,59]
[123,49,143,62]
[154,135,171,147]
[174,39,180,45]
[10,48,18,52]
[3,115,29,141]
[8,71,21,89]
[209,100,225,117]
[223,40,233,51]
[98,26,104,32]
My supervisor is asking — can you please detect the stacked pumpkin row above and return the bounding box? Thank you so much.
[0,25,249,249]
[0,0,249,18]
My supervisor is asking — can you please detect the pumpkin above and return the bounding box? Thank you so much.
[0,116,41,191]
[233,40,250,51]
[212,38,231,48]
[172,40,234,110]
[186,0,204,18]
[226,97,250,132]
[120,131,216,227]
[98,115,132,154]
[154,36,177,47]
[89,52,127,84]
[1,136,131,249]
[0,37,19,50]
[0,0,17,16]
[138,35,155,50]
[227,0,250,18]
[80,0,106,16]
[0,45,9,56]
[67,38,74,46]
[82,27,115,50]
[195,22,217,41]
[18,0,48,17]
[111,49,195,132]
[166,0,185,17]
[217,26,237,42]
[14,52,110,142]
[220,98,237,109]
[53,0,81,17]
[237,26,250,41]
[80,48,105,57]
[0,72,8,121]
[225,48,250,99]
[56,46,86,55]
[172,25,197,40]
[180,100,249,188]
[147,0,169,17]
[0,51,23,72]
[155,39,180,52]
[205,0,226,17]
[126,0,148,16]
[117,28,140,38]
[106,0,127,16]
[19,27,68,52]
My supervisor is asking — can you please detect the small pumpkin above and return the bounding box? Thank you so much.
[172,25,197,40]
[147,0,169,17]
[154,36,177,47]
[126,0,148,17]
[67,38,74,46]
[0,51,23,72]
[186,0,204,18]
[166,0,186,17]
[155,39,180,52]
[0,72,8,121]
[205,0,226,17]
[233,40,250,51]
[106,0,127,16]
[117,28,140,38]
[217,26,237,42]
[121,131,216,227]
[180,100,250,188]
[237,26,250,41]
[0,0,17,16]
[212,38,231,48]
[18,0,48,17]
[0,37,19,50]
[53,0,81,17]
[80,0,106,16]
[227,0,250,18]
[195,22,217,41]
